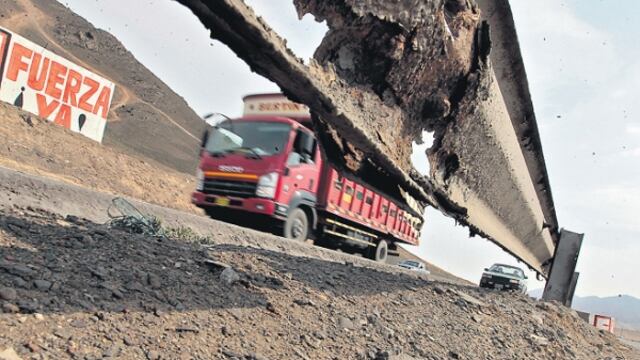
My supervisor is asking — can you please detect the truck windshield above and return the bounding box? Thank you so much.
[206,121,291,156]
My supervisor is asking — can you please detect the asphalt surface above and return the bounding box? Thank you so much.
[0,165,457,284]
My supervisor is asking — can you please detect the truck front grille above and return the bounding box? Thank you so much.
[202,178,257,198]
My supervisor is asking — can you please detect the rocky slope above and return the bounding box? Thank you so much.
[0,0,207,174]
[0,207,636,359]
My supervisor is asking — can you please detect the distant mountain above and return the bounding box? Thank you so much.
[572,295,640,330]
[528,289,640,330]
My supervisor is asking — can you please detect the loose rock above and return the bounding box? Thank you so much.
[529,334,550,346]
[293,298,315,307]
[338,317,354,330]
[33,280,52,292]
[456,291,486,307]
[0,287,17,301]
[147,273,161,289]
[220,267,240,285]
[0,347,22,360]
[2,303,19,313]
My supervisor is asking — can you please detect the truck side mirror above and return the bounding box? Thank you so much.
[484,268,489,271]
[201,129,209,148]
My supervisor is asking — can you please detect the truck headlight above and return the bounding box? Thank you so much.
[196,168,204,191]
[256,172,279,199]
[509,279,519,284]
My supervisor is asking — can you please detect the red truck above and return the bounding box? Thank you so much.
[192,94,424,262]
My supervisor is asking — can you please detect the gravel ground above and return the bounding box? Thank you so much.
[0,155,638,359]
[0,207,636,360]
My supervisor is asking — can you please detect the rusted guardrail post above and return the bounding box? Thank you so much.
[542,229,583,306]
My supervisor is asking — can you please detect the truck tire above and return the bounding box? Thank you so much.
[284,208,309,242]
[369,239,388,262]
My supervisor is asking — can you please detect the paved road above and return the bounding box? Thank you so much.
[0,165,464,284]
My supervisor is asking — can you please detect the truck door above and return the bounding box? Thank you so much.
[281,129,319,204]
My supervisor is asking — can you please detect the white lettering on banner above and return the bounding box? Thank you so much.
[0,26,115,142]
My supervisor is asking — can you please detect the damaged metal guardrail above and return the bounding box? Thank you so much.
[174,0,562,278]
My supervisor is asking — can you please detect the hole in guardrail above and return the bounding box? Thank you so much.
[410,130,435,177]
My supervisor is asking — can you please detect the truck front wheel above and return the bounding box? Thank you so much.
[369,239,388,262]
[284,208,309,242]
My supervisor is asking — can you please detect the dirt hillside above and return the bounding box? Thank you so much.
[0,0,207,174]
[0,102,197,213]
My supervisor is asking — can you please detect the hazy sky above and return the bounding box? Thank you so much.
[54,0,639,298]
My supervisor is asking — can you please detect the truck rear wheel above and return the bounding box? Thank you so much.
[369,239,388,262]
[284,208,309,242]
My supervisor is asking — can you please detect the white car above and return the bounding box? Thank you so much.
[397,260,430,274]
[479,263,528,294]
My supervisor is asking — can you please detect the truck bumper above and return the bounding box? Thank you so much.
[191,191,282,217]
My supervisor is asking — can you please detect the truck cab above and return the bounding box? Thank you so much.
[192,94,320,240]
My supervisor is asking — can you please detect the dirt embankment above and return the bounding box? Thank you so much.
[0,207,636,359]
[0,0,207,174]
[0,102,198,213]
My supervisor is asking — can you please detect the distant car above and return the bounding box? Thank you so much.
[397,260,430,274]
[479,263,528,294]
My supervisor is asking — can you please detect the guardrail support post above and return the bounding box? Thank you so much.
[542,229,583,306]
